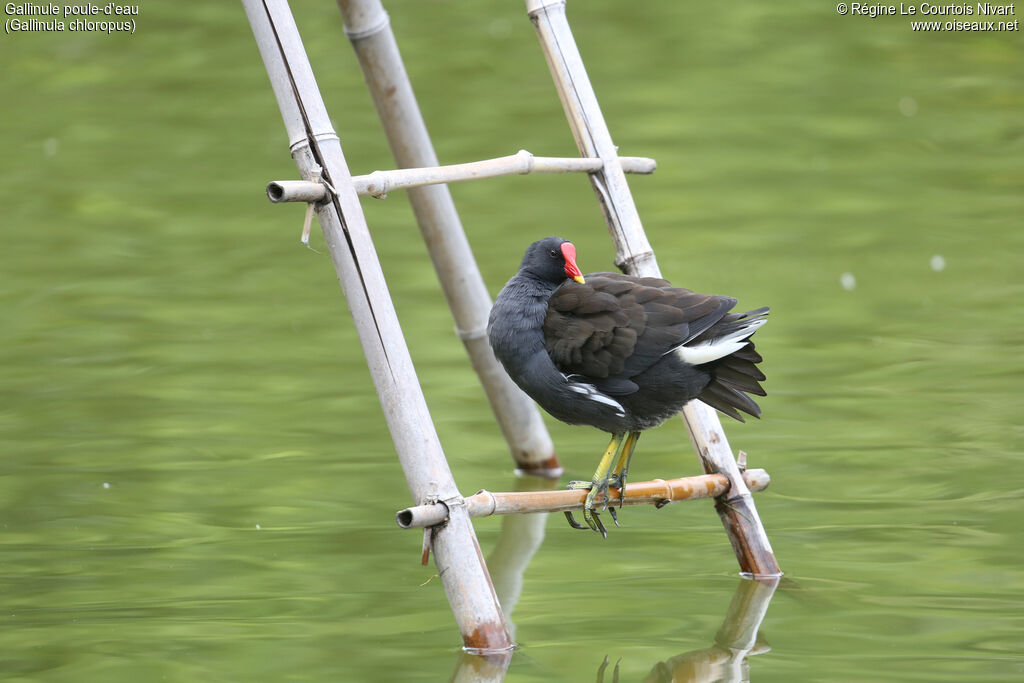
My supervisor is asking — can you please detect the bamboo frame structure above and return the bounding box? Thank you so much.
[526,0,781,578]
[397,469,770,529]
[336,0,560,476]
[244,0,781,650]
[243,0,512,652]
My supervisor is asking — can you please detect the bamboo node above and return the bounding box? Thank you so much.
[526,0,567,19]
[343,8,390,41]
[362,170,390,199]
[454,325,489,342]
[515,149,535,174]
[613,250,656,275]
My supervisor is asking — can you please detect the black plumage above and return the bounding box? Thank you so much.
[487,236,768,535]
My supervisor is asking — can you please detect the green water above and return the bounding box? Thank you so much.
[2,1,1022,680]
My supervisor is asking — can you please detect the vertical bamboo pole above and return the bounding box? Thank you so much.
[335,0,561,476]
[242,0,512,651]
[526,0,781,577]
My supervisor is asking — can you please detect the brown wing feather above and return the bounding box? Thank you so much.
[543,272,735,387]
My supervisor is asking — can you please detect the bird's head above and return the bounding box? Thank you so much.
[520,236,585,285]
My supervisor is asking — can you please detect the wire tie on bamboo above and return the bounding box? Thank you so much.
[264,164,337,253]
[300,166,322,248]
[287,133,341,156]
[419,480,443,566]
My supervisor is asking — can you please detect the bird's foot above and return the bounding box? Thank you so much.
[605,472,629,527]
[563,479,611,538]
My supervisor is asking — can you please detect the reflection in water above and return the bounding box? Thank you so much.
[643,576,779,683]
[451,649,515,683]
[451,475,779,682]
[487,475,560,638]
[452,474,557,681]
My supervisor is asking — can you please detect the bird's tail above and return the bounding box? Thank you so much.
[692,307,768,422]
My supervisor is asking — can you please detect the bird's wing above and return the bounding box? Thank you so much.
[543,272,734,394]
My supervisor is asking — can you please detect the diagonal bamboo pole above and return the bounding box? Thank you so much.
[336,0,560,476]
[526,0,781,577]
[242,0,512,651]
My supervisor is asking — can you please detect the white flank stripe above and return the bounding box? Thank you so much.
[674,317,766,366]
[567,381,626,416]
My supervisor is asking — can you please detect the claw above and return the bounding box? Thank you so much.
[563,510,588,530]
[588,509,608,539]
[562,432,637,538]
[583,485,608,537]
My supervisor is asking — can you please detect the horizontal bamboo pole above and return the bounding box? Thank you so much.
[352,149,656,198]
[396,469,770,529]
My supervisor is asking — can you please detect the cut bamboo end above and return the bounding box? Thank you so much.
[266,180,328,203]
[396,468,769,529]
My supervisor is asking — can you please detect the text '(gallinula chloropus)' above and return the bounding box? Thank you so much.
[488,237,768,537]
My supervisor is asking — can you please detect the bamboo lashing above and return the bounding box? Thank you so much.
[397,469,770,529]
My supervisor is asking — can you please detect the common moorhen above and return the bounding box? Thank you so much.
[488,237,768,536]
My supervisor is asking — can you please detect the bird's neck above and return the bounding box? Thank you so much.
[489,273,557,364]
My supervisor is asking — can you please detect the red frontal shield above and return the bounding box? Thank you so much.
[561,242,585,284]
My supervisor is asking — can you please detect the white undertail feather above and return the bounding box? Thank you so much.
[566,380,626,417]
[673,317,767,366]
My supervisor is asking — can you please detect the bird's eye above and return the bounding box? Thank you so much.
[549,249,559,259]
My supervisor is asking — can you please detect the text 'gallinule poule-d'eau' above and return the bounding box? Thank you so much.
[487,237,768,537]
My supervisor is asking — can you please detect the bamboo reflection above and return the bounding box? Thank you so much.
[451,477,779,682]
[451,474,558,682]
[641,576,779,683]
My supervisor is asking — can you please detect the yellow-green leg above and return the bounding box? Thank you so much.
[564,432,624,538]
[607,431,641,527]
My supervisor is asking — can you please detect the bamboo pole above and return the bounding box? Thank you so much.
[266,180,328,202]
[336,0,560,476]
[242,0,511,652]
[526,0,781,577]
[268,152,654,202]
[352,150,656,199]
[396,469,770,529]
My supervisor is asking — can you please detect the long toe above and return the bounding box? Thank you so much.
[583,487,608,538]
